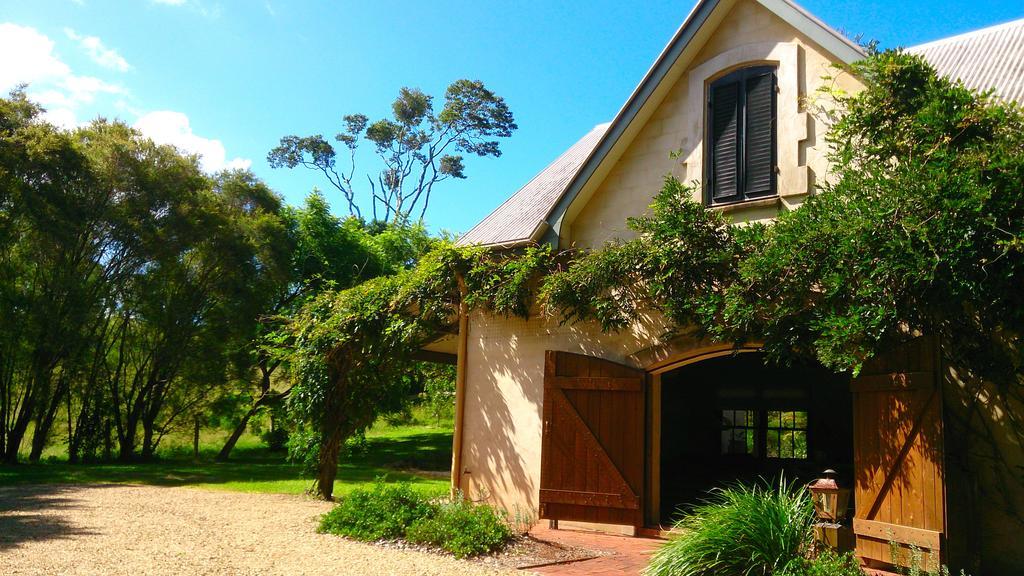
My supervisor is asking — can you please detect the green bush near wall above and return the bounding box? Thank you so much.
[319,480,435,541]
[406,496,513,558]
[318,481,513,558]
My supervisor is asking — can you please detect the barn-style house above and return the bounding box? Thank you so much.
[424,0,1024,573]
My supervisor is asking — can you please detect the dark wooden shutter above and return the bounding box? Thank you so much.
[851,337,945,570]
[743,70,775,197]
[710,81,740,202]
[539,350,645,527]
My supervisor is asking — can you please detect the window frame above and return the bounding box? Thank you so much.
[720,406,809,461]
[720,408,759,457]
[704,65,779,206]
[765,409,809,460]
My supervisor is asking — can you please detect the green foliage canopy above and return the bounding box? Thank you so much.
[268,79,517,223]
[280,50,1024,503]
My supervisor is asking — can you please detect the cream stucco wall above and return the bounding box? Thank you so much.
[457,310,665,520]
[567,0,862,249]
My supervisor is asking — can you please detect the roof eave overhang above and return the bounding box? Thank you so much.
[461,219,549,251]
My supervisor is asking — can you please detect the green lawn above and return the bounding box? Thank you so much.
[0,412,454,497]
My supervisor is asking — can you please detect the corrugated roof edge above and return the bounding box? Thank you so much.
[908,17,1024,51]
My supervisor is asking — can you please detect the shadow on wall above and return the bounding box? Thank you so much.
[941,348,1024,576]
[0,483,105,550]
[461,309,667,518]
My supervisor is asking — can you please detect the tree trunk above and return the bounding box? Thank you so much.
[217,363,276,462]
[29,377,68,462]
[3,403,32,463]
[216,403,261,462]
[141,418,156,460]
[27,422,47,463]
[315,423,345,501]
[192,416,200,461]
[102,420,112,461]
[118,409,140,462]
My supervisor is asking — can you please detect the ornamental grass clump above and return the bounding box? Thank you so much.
[645,477,815,576]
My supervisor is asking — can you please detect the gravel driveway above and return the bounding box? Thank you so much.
[0,483,516,576]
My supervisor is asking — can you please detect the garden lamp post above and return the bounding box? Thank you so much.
[808,469,850,521]
[808,469,853,551]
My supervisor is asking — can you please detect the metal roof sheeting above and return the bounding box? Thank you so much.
[910,18,1024,104]
[456,123,610,247]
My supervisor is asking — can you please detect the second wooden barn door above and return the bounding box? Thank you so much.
[851,337,946,568]
[539,350,645,527]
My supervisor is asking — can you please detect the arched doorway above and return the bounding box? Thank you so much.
[649,352,852,526]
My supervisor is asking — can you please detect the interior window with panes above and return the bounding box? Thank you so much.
[706,66,777,205]
[720,409,757,456]
[766,410,808,459]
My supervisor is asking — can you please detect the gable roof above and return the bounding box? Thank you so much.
[459,3,1024,249]
[457,123,609,247]
[909,18,1024,103]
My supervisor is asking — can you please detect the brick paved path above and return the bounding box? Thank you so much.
[528,526,663,576]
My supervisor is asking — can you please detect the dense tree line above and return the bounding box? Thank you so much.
[0,90,429,464]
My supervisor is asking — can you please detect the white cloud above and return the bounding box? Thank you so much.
[134,111,251,173]
[150,0,221,19]
[42,107,79,129]
[0,23,245,172]
[0,23,128,128]
[64,28,131,72]
[61,74,126,105]
[0,23,71,90]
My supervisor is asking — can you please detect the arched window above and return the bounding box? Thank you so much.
[706,66,777,205]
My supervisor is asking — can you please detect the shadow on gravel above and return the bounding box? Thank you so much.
[0,484,106,550]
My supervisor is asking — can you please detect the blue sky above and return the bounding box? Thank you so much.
[1,0,1021,234]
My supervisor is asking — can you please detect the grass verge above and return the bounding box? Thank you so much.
[0,412,452,497]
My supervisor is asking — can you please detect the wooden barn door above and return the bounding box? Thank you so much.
[851,337,946,568]
[539,350,645,527]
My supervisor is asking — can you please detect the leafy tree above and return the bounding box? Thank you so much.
[216,192,434,461]
[0,106,148,463]
[0,91,304,463]
[280,243,555,499]
[268,80,517,223]
[419,363,456,426]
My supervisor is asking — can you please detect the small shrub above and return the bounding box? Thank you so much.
[887,542,967,576]
[405,495,513,558]
[260,427,289,451]
[341,430,368,457]
[781,549,865,576]
[285,425,320,476]
[509,504,537,536]
[644,477,815,576]
[384,406,415,427]
[319,480,435,541]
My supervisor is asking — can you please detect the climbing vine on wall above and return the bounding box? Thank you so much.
[280,50,1024,509]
